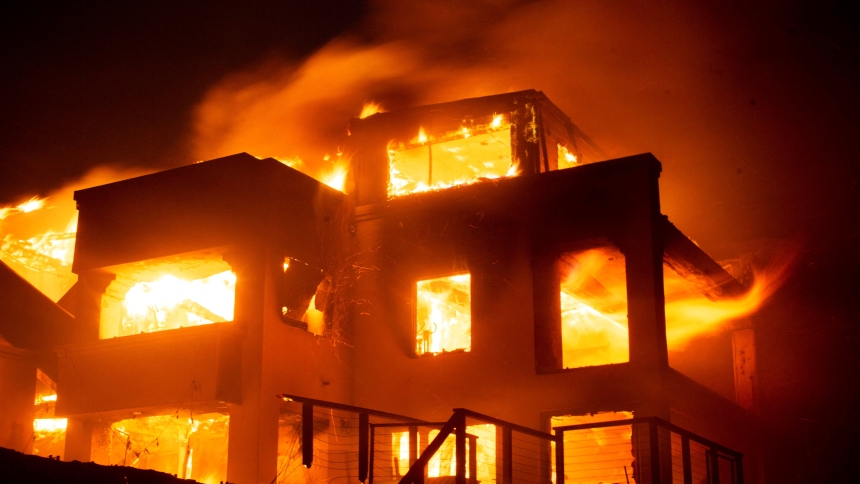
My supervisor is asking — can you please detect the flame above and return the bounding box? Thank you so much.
[415,273,471,355]
[102,413,228,481]
[392,431,410,476]
[558,144,578,169]
[559,247,794,363]
[320,156,349,192]
[490,114,503,129]
[388,115,515,198]
[118,271,236,336]
[34,418,67,433]
[35,394,57,404]
[16,196,46,213]
[359,101,384,119]
[664,255,794,349]
[559,248,629,368]
[415,127,429,144]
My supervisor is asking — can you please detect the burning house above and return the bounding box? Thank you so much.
[1,90,764,484]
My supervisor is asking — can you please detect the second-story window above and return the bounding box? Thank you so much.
[415,273,471,356]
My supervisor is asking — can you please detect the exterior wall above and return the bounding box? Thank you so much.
[0,344,36,453]
[348,156,672,429]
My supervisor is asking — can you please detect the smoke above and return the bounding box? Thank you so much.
[190,0,706,174]
[190,0,853,248]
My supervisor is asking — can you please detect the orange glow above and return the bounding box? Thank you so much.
[415,273,471,355]
[389,116,515,197]
[101,269,236,338]
[552,412,635,484]
[559,248,629,368]
[359,101,384,119]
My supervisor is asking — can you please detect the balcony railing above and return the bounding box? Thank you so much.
[276,395,743,484]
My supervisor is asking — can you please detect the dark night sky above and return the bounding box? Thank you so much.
[1,1,859,480]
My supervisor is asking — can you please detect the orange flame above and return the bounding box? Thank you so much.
[359,101,384,119]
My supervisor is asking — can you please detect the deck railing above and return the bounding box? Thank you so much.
[275,395,743,484]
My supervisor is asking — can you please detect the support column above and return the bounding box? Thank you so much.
[226,246,280,484]
[64,418,94,462]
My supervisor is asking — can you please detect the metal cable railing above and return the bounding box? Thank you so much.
[274,395,743,484]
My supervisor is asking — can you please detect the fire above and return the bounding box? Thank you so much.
[392,431,410,476]
[664,257,792,348]
[558,246,794,362]
[17,196,46,213]
[359,101,384,119]
[102,413,228,481]
[320,153,349,192]
[388,115,516,198]
[557,144,578,169]
[559,248,629,368]
[551,412,635,484]
[35,393,58,404]
[415,273,471,355]
[34,418,67,433]
[426,424,495,480]
[117,270,236,337]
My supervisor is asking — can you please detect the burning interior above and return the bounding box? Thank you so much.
[98,251,235,339]
[415,273,471,356]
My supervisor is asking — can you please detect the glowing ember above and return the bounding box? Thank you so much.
[389,116,515,197]
[359,101,384,119]
[415,273,471,355]
[115,270,236,337]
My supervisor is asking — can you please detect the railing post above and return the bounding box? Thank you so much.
[409,426,418,466]
[503,426,513,484]
[302,403,314,469]
[555,430,565,484]
[369,424,376,484]
[455,411,467,484]
[710,447,720,484]
[735,455,744,484]
[468,434,478,484]
[681,436,692,484]
[359,413,369,482]
[649,418,661,484]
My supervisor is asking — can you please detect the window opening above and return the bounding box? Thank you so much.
[415,273,471,355]
[559,248,628,368]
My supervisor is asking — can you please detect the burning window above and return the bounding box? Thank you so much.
[551,411,635,484]
[559,248,629,368]
[415,273,471,356]
[92,412,228,482]
[389,115,515,197]
[99,255,235,339]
